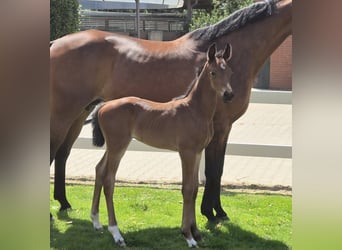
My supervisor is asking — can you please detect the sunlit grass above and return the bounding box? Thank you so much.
[50,184,291,249]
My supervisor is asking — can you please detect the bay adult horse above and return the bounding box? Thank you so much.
[90,43,233,248]
[50,0,292,221]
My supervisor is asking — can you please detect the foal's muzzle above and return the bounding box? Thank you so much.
[223,91,234,103]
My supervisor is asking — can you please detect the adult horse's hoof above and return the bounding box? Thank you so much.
[206,217,221,225]
[203,212,217,223]
[59,202,72,211]
[215,214,230,221]
[201,207,216,222]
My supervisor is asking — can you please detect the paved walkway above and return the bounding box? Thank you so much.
[50,102,292,190]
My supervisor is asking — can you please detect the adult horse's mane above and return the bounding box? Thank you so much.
[189,0,280,41]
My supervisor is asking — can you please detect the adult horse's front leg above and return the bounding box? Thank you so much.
[201,124,231,222]
[54,111,91,210]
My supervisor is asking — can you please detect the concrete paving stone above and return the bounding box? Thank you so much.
[50,149,291,187]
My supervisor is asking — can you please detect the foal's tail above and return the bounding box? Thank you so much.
[92,103,105,147]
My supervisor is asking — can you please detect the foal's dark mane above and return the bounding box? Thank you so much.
[172,64,205,101]
[189,0,279,41]
[172,48,231,101]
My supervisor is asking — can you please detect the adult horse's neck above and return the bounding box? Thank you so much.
[188,0,292,105]
[228,0,292,78]
[186,65,217,121]
[224,0,291,109]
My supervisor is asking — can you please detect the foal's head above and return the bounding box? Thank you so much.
[205,43,234,103]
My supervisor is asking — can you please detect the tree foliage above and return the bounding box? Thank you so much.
[50,0,80,40]
[190,0,254,30]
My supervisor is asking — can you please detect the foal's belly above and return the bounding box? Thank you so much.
[132,128,179,152]
[131,116,213,153]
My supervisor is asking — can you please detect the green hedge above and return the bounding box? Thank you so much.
[190,0,253,30]
[50,0,80,41]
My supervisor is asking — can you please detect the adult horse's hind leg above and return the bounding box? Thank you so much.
[54,110,91,210]
[179,149,202,248]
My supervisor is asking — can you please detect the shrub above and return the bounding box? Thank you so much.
[190,0,254,30]
[50,0,80,40]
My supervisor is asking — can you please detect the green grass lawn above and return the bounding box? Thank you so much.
[50,184,291,249]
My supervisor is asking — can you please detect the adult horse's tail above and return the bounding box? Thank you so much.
[92,103,105,147]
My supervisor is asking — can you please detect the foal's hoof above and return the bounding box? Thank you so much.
[90,213,103,230]
[191,227,202,242]
[186,238,198,248]
[115,239,126,247]
[109,225,126,247]
[94,224,103,230]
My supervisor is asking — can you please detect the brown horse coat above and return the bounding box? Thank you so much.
[50,0,292,221]
[90,43,233,247]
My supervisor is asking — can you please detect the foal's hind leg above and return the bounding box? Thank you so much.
[103,153,127,246]
[54,110,91,210]
[91,152,108,230]
[179,150,202,248]
[102,139,131,247]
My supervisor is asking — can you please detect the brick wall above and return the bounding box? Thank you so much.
[269,36,292,90]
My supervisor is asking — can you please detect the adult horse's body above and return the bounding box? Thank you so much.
[90,44,233,247]
[50,0,292,221]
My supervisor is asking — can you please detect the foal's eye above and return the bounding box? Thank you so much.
[210,71,216,78]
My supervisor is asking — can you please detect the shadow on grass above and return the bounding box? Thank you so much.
[51,213,289,250]
[203,221,289,249]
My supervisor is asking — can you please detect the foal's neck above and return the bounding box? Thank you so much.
[186,68,217,121]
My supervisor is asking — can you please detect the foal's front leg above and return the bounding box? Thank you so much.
[179,150,202,248]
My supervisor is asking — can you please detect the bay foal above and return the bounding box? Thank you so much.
[90,43,233,248]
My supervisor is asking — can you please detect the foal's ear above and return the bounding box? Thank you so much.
[207,43,217,63]
[223,43,232,61]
